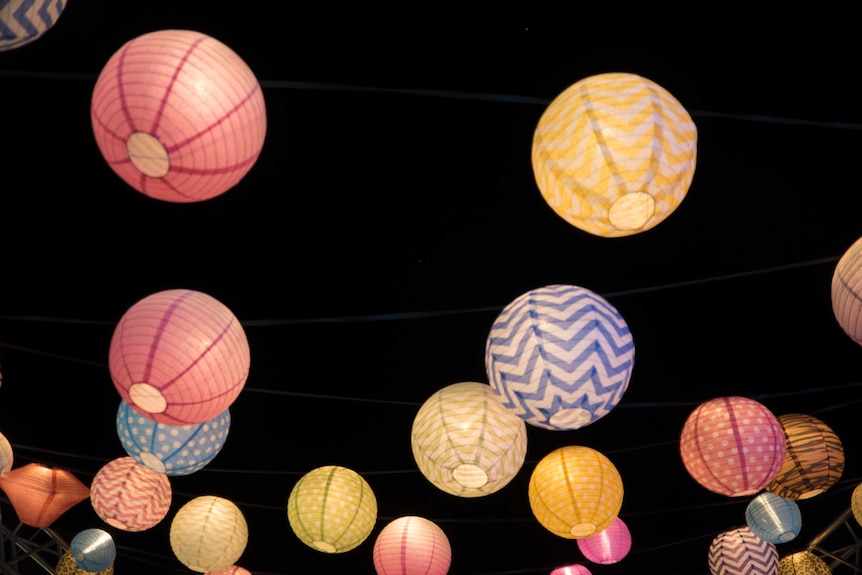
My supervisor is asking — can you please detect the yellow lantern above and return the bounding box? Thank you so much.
[170,495,248,573]
[852,483,862,526]
[767,413,844,500]
[778,550,831,575]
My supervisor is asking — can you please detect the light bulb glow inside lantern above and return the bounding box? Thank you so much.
[170,496,248,573]
[708,527,778,575]
[373,516,451,575]
[550,566,592,575]
[576,517,631,564]
[0,0,66,51]
[766,413,844,500]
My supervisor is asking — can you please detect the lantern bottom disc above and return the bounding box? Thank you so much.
[126,131,170,177]
[453,464,488,488]
[778,531,796,542]
[549,408,593,429]
[129,382,168,414]
[570,522,598,537]
[139,451,167,473]
[798,488,826,499]
[313,541,337,553]
[608,191,655,231]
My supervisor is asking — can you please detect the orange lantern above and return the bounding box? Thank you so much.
[0,463,90,527]
[767,413,844,499]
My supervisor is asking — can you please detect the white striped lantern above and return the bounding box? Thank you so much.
[373,516,451,575]
[91,456,172,531]
[708,527,778,575]
[832,235,862,345]
[744,492,801,544]
[0,0,66,51]
[170,496,248,573]
[0,431,12,474]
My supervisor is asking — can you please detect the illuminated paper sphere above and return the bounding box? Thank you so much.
[680,396,786,497]
[206,567,251,575]
[708,527,778,575]
[109,289,250,425]
[576,517,631,564]
[766,413,844,500]
[550,566,592,575]
[852,483,862,526]
[91,456,172,531]
[70,528,116,573]
[411,381,527,497]
[0,431,12,473]
[0,0,66,51]
[170,495,248,573]
[0,463,89,527]
[373,516,451,575]
[57,550,114,575]
[532,72,697,237]
[485,284,634,430]
[287,465,378,553]
[116,400,230,475]
[529,445,623,538]
[778,551,831,575]
[831,235,862,345]
[744,492,801,544]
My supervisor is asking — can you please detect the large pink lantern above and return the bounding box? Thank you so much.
[90,457,171,531]
[109,289,250,425]
[576,517,631,564]
[91,29,267,203]
[373,516,451,575]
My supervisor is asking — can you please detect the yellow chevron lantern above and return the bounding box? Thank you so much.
[532,73,697,237]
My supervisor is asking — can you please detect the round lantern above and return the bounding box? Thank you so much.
[0,0,66,51]
[57,550,114,575]
[766,413,844,500]
[485,284,634,431]
[91,456,172,531]
[576,517,631,564]
[708,527,778,575]
[109,289,250,425]
[831,235,862,345]
[91,29,267,202]
[373,516,451,575]
[529,445,623,538]
[170,495,248,573]
[852,483,862,526]
[287,465,378,553]
[680,396,786,497]
[70,529,116,573]
[116,400,230,475]
[0,431,12,473]
[778,551,831,575]
[532,72,697,237]
[0,463,90,527]
[206,567,251,575]
[744,492,801,544]
[551,566,592,575]
[411,381,527,497]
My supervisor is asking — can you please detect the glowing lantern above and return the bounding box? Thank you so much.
[766,413,844,499]
[411,381,527,497]
[576,517,631,564]
[373,516,451,575]
[91,29,267,202]
[57,550,114,575]
[778,551,831,575]
[709,527,778,575]
[831,235,862,345]
[529,446,623,538]
[744,492,801,544]
[70,528,116,573]
[0,463,89,527]
[91,456,172,531]
[852,483,862,526]
[206,567,252,575]
[170,495,248,573]
[109,289,250,425]
[287,465,378,553]
[485,284,634,430]
[0,0,66,51]
[680,396,785,497]
[116,400,230,475]
[551,566,592,575]
[0,431,12,473]
[532,72,697,237]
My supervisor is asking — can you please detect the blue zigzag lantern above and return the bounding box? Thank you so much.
[485,284,634,431]
[0,0,67,51]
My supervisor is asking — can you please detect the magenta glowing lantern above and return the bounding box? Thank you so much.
[550,566,592,575]
[576,517,631,564]
[373,516,451,575]
[708,527,778,575]
[90,456,171,531]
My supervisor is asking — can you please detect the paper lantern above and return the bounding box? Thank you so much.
[56,550,114,575]
[373,516,451,575]
[744,492,801,544]
[91,456,172,531]
[109,289,250,425]
[206,567,252,575]
[0,0,66,51]
[576,517,631,564]
[116,400,230,475]
[485,284,634,430]
[680,396,786,497]
[529,446,623,538]
[411,381,527,497]
[708,527,778,575]
[91,29,267,202]
[766,413,844,499]
[532,72,697,237]
[550,566,592,575]
[0,431,12,473]
[170,495,248,573]
[70,528,116,573]
[832,235,862,345]
[852,483,862,526]
[0,463,89,527]
[778,551,831,575]
[287,465,378,553]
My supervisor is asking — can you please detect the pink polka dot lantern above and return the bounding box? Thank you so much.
[680,396,786,497]
[108,289,250,425]
[373,516,451,575]
[576,517,631,564]
[91,29,267,203]
[90,456,172,531]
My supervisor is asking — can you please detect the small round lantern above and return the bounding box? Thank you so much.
[532,72,697,237]
[852,483,862,526]
[766,413,844,499]
[373,516,451,575]
[0,431,13,473]
[57,550,114,575]
[832,235,862,345]
[485,284,634,431]
[91,456,172,531]
[0,463,90,527]
[70,529,116,573]
[170,495,248,573]
[778,551,831,575]
[109,289,250,425]
[708,527,778,575]
[550,566,592,575]
[287,465,378,553]
[0,0,66,51]
[529,445,623,538]
[576,517,631,564]
[744,492,801,544]
[91,29,267,202]
[411,381,527,497]
[680,396,786,497]
[205,567,252,575]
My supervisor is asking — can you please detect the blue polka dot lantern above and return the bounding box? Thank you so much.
[745,492,801,544]
[70,528,116,573]
[116,400,230,475]
[0,0,67,51]
[485,284,634,430]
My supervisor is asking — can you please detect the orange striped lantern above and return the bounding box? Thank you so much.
[708,527,778,575]
[0,463,90,527]
[170,496,248,573]
[831,235,862,345]
[90,456,172,531]
[766,413,844,500]
[373,516,451,575]
[778,551,831,575]
[852,483,862,526]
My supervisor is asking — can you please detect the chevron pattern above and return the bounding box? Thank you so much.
[708,527,778,575]
[485,284,634,430]
[0,0,66,51]
[90,456,172,532]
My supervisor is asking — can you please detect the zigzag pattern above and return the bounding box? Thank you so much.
[91,457,172,532]
[0,0,66,50]
[708,527,778,575]
[485,284,634,430]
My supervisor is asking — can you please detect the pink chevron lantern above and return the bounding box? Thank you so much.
[91,29,267,203]
[708,527,778,575]
[90,457,172,531]
[576,517,631,564]
[373,516,451,575]
[550,566,592,575]
[108,289,250,425]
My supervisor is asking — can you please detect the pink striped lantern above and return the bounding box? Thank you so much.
[708,527,778,575]
[680,396,786,497]
[373,516,451,575]
[550,566,592,575]
[90,456,171,531]
[832,235,862,345]
[576,517,631,564]
[91,29,267,203]
[109,289,250,425]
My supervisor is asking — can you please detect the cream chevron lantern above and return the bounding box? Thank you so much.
[532,72,697,237]
[708,527,778,575]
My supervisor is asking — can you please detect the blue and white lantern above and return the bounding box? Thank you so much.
[745,491,802,544]
[0,0,67,51]
[116,400,230,475]
[70,528,116,572]
[485,284,634,430]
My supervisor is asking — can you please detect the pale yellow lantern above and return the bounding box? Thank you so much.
[170,495,248,573]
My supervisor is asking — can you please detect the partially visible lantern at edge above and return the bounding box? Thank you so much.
[70,528,116,573]
[90,456,172,531]
[744,492,801,544]
[0,0,66,51]
[373,516,451,575]
[852,483,862,526]
[680,396,786,497]
[550,565,592,575]
[778,550,831,575]
[0,431,12,473]
[56,550,114,575]
[0,463,90,527]
[205,567,252,575]
[170,495,248,573]
[576,516,631,564]
[831,235,862,345]
[531,72,697,237]
[766,413,844,500]
[708,527,778,575]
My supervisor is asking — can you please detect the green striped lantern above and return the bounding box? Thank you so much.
[287,465,377,553]
[411,382,528,497]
